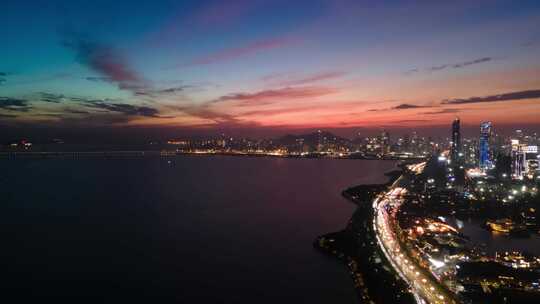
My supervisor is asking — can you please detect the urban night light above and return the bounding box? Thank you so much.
[2,1,540,303]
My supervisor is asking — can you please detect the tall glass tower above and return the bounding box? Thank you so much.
[479,121,492,170]
[451,118,461,162]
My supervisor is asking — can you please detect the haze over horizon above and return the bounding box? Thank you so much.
[1,0,540,141]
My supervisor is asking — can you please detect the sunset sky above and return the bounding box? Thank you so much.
[1,0,540,140]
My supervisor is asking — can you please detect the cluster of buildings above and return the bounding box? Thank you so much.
[167,130,443,158]
[420,118,540,218]
[360,130,438,157]
[511,140,539,180]
[382,118,540,302]
[399,217,469,284]
[167,119,539,170]
[449,118,540,180]
[399,214,540,294]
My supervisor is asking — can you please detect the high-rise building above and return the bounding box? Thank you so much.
[411,132,419,155]
[515,129,524,140]
[511,140,539,179]
[402,134,410,152]
[380,130,390,154]
[451,118,461,162]
[316,130,323,152]
[479,121,493,171]
[511,139,526,179]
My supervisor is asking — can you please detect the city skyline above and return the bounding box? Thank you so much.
[2,0,540,141]
[4,2,540,302]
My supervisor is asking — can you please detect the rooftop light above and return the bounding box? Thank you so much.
[429,258,445,268]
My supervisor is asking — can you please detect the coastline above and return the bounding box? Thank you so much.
[0,150,424,161]
[313,167,416,303]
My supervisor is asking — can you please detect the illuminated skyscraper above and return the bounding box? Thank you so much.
[380,130,390,154]
[511,139,526,179]
[479,121,492,171]
[511,140,539,179]
[450,118,461,162]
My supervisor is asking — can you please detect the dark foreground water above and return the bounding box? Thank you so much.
[0,156,397,303]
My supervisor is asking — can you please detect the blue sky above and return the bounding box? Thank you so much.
[1,0,540,139]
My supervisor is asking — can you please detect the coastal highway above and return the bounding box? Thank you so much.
[373,177,457,304]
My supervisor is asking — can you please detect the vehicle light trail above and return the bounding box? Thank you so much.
[372,173,458,304]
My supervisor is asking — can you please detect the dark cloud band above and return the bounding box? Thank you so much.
[442,89,540,104]
[0,97,31,112]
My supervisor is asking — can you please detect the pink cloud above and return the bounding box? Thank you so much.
[263,71,347,86]
[183,37,297,67]
[89,52,140,83]
[240,106,318,117]
[63,36,149,94]
[213,86,338,105]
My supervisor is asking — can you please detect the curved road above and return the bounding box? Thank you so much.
[373,172,458,304]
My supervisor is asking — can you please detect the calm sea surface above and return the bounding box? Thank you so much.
[0,156,397,303]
